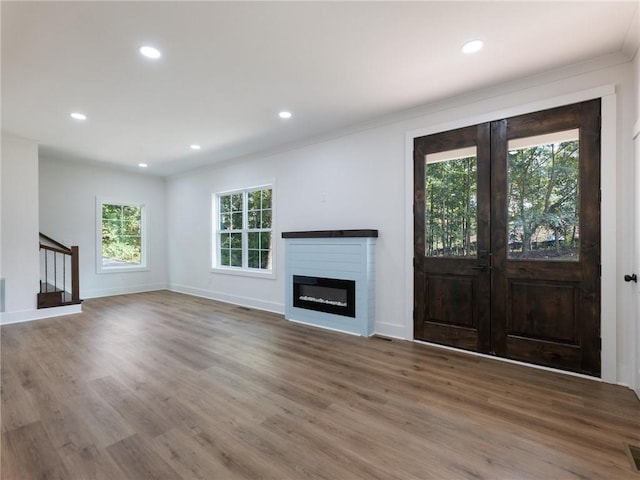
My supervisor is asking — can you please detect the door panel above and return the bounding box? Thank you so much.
[414,124,491,353]
[427,275,476,328]
[494,100,601,375]
[509,280,579,343]
[414,100,601,376]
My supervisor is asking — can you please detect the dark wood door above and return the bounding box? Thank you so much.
[413,123,492,352]
[414,100,601,376]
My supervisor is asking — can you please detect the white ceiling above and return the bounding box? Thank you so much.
[2,1,639,176]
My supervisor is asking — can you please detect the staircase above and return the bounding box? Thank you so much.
[38,233,81,308]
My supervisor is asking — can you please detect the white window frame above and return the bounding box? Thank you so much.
[211,185,275,279]
[96,198,148,274]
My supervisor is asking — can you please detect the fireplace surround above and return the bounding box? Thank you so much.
[282,229,377,336]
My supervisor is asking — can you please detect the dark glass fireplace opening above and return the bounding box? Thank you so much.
[293,275,356,318]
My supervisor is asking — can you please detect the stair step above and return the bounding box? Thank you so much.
[38,290,64,308]
[38,290,80,308]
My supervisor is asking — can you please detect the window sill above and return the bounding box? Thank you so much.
[97,266,150,274]
[210,267,276,280]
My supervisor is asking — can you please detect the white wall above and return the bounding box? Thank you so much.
[167,54,637,386]
[168,128,405,328]
[1,133,40,319]
[39,157,168,299]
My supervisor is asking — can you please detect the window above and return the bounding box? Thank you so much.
[97,200,146,272]
[214,186,273,273]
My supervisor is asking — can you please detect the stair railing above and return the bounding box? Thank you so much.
[39,233,80,307]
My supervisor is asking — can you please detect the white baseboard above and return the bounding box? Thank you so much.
[374,321,407,340]
[82,283,168,299]
[0,304,82,325]
[168,283,285,315]
[170,285,406,339]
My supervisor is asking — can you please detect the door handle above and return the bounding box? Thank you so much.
[624,274,637,283]
[472,250,491,272]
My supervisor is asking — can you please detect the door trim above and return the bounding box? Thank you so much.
[404,85,617,383]
[633,126,640,399]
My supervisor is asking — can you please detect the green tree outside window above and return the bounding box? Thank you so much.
[101,203,144,266]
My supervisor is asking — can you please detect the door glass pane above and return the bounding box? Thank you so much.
[507,129,579,261]
[425,146,477,257]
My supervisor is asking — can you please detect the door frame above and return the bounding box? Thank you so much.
[404,84,618,383]
[633,121,640,399]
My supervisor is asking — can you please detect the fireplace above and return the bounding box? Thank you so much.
[282,229,377,336]
[293,275,356,318]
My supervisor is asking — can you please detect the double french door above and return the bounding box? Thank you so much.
[413,100,601,376]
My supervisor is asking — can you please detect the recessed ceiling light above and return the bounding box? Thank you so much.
[138,163,148,168]
[70,112,87,121]
[139,46,161,59]
[279,111,292,119]
[461,39,483,54]
[190,144,201,150]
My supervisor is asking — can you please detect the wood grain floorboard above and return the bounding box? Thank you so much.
[1,290,639,479]
[59,442,125,480]
[106,433,183,479]
[1,420,72,479]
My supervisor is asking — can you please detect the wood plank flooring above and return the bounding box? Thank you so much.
[2,290,639,479]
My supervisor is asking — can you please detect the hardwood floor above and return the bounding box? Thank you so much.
[2,291,639,479]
